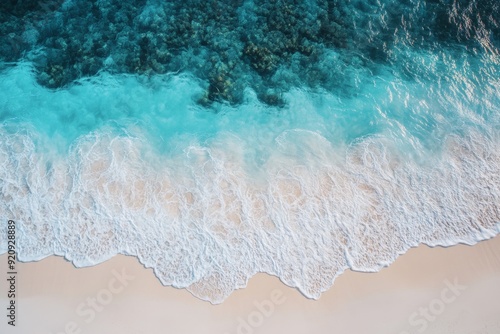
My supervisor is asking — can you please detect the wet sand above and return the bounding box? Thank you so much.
[1,235,500,334]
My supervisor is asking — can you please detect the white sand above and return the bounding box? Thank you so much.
[1,236,500,334]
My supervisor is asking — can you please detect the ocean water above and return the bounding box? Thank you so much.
[1,0,499,303]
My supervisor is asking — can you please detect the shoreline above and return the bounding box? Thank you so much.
[1,235,500,333]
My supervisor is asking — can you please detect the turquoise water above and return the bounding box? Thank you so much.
[1,0,499,302]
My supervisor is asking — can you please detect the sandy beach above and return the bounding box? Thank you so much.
[1,235,499,334]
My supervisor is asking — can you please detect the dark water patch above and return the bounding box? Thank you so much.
[0,0,497,106]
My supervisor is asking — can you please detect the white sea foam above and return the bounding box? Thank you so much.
[0,58,499,303]
[0,124,499,303]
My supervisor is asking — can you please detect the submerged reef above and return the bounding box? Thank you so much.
[1,0,498,106]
